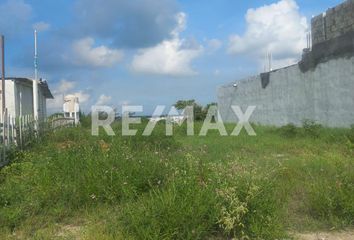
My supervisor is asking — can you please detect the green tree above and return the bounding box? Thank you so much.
[173,100,205,121]
[202,102,218,121]
[174,100,197,110]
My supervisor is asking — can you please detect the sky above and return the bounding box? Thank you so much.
[0,0,344,114]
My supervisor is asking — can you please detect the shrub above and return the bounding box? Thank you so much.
[279,124,298,138]
[215,167,285,240]
[121,181,218,240]
[306,168,354,227]
[302,119,323,138]
[0,127,172,230]
[346,125,354,144]
[80,112,92,128]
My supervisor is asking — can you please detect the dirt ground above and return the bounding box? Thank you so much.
[296,230,354,240]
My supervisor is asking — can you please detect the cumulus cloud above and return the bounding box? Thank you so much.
[48,80,75,110]
[95,94,112,105]
[121,100,131,105]
[57,79,75,93]
[33,21,50,32]
[131,12,203,76]
[47,98,63,112]
[0,0,32,37]
[47,80,91,111]
[74,91,90,103]
[69,37,124,67]
[228,0,308,69]
[73,0,179,49]
[207,39,223,52]
[21,36,124,71]
[15,0,182,72]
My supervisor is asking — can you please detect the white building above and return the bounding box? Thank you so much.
[149,115,185,124]
[63,94,80,124]
[0,78,53,120]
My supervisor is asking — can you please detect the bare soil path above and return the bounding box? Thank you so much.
[296,230,354,240]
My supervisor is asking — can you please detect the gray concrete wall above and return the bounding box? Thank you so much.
[217,56,354,128]
[312,0,354,45]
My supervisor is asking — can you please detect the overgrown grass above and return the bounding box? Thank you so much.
[0,122,353,239]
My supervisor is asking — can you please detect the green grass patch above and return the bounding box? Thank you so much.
[0,122,353,239]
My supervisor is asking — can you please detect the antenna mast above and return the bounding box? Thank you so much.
[34,30,38,81]
[33,30,39,123]
[1,35,5,114]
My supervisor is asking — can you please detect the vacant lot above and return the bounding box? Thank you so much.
[0,122,353,239]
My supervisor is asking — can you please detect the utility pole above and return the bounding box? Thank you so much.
[1,35,5,114]
[1,35,5,162]
[33,30,39,127]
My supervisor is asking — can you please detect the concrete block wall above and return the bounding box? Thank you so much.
[217,56,354,128]
[312,0,354,45]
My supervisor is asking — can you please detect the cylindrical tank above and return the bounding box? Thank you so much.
[63,95,79,113]
[63,94,80,124]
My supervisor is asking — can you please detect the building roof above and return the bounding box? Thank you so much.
[4,77,54,99]
[39,80,54,99]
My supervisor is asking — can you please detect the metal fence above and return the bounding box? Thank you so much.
[0,112,76,167]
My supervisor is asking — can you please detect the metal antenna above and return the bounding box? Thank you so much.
[1,35,5,114]
[33,30,39,123]
[34,30,38,82]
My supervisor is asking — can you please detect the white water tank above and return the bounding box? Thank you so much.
[63,94,80,124]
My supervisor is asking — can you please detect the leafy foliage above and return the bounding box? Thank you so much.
[279,123,298,138]
[302,119,323,138]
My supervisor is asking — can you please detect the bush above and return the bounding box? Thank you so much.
[0,127,172,230]
[346,125,354,144]
[279,124,298,138]
[302,119,323,138]
[121,181,217,240]
[79,112,92,128]
[215,166,285,240]
[119,152,287,240]
[306,161,354,227]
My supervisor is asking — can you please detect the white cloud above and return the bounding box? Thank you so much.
[70,37,124,67]
[119,100,131,106]
[171,12,187,37]
[74,0,180,49]
[74,91,90,103]
[95,94,112,105]
[0,0,32,37]
[57,79,75,93]
[47,96,64,111]
[228,0,308,69]
[131,12,203,76]
[33,21,50,32]
[207,39,223,52]
[47,80,90,111]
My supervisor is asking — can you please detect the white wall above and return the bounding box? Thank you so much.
[3,81,16,117]
[14,82,34,117]
[38,88,47,121]
[218,56,354,128]
[0,80,50,120]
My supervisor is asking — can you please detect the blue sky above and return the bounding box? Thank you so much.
[0,0,344,114]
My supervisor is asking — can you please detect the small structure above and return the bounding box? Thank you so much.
[149,115,185,124]
[0,77,53,120]
[63,94,80,125]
